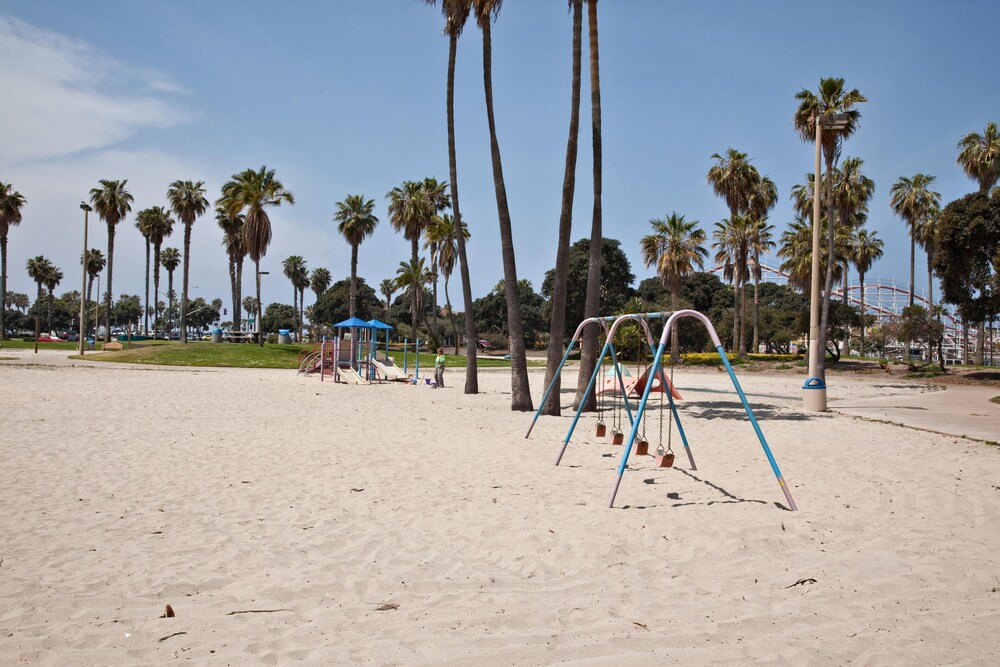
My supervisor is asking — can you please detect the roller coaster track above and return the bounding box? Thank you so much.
[707,264,996,360]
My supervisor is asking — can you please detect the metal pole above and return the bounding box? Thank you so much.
[803,114,828,411]
[78,204,90,355]
[555,336,614,466]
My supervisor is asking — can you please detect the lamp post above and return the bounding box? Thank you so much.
[803,112,849,411]
[256,271,269,345]
[79,202,92,355]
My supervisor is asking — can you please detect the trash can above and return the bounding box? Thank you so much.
[278,329,290,345]
[211,327,223,344]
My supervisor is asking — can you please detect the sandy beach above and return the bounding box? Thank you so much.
[2,353,999,665]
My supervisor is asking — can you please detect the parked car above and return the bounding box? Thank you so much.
[37,333,65,342]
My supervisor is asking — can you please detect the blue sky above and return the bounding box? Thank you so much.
[2,1,998,317]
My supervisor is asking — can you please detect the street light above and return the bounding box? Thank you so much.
[79,202,92,355]
[803,112,849,412]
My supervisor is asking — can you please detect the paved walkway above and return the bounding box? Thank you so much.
[831,384,1000,443]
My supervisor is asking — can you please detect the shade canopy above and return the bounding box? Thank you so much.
[333,317,375,329]
[367,319,394,330]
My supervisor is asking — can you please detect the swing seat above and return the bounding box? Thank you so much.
[611,429,624,446]
[595,422,606,438]
[654,446,675,468]
[634,438,649,456]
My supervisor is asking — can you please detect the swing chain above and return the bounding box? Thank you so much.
[666,360,675,455]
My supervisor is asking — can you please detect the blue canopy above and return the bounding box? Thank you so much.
[333,317,374,328]
[367,319,394,330]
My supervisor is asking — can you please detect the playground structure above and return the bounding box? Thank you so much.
[297,317,416,384]
[527,310,797,511]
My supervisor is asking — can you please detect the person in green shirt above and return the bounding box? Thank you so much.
[434,348,446,388]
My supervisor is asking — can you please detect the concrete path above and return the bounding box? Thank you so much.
[831,384,1000,443]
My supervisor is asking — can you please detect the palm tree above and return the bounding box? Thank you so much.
[747,176,778,352]
[421,177,451,339]
[282,255,308,338]
[712,215,754,357]
[167,180,209,343]
[334,194,379,321]
[218,166,295,346]
[473,0,532,411]
[89,179,134,342]
[386,180,433,265]
[540,0,584,416]
[0,181,26,340]
[26,255,52,341]
[216,206,246,333]
[426,213,470,354]
[852,228,884,355]
[135,207,172,335]
[576,0,603,412]
[242,296,258,327]
[957,121,1000,194]
[310,267,332,303]
[793,77,866,375]
[379,278,395,313]
[160,247,181,335]
[426,0,479,393]
[706,149,765,353]
[640,213,707,361]
[777,216,815,294]
[889,174,940,308]
[394,257,432,342]
[43,263,62,332]
[83,248,106,317]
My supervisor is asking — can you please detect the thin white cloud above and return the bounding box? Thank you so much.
[0,15,190,168]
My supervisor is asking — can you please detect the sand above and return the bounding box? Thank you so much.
[2,353,999,665]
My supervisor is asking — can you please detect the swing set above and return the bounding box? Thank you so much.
[526,309,798,511]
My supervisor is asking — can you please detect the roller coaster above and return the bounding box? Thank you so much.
[707,264,998,363]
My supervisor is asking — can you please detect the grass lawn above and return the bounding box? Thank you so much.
[68,341,535,370]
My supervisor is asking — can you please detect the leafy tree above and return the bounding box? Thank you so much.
[261,302,297,336]
[334,194,379,321]
[311,278,382,328]
[112,294,143,338]
[885,305,944,369]
[89,179,134,342]
[933,191,1000,358]
[218,166,294,346]
[0,181,27,339]
[542,237,635,339]
[474,279,544,350]
[182,296,220,333]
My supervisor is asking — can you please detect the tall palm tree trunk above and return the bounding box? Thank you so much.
[446,28,479,394]
[670,287,681,361]
[481,19,532,411]
[818,153,836,373]
[235,257,244,332]
[444,275,459,355]
[575,0,602,412]
[543,0,582,417]
[255,261,263,347]
[739,281,748,358]
[0,236,7,340]
[228,253,238,332]
[46,287,53,332]
[859,273,867,355]
[349,245,359,319]
[152,246,161,337]
[143,239,150,334]
[732,280,740,352]
[181,223,191,343]
[926,254,934,321]
[105,226,115,343]
[167,270,174,335]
